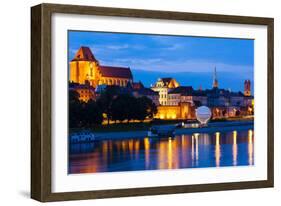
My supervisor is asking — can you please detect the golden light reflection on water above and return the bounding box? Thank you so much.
[135,140,140,158]
[144,137,150,169]
[233,131,238,166]
[167,138,173,169]
[157,137,180,169]
[194,133,199,166]
[191,135,194,166]
[69,129,255,174]
[181,134,188,167]
[248,129,254,165]
[215,132,221,167]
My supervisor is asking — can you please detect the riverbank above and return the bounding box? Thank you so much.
[70,116,253,133]
[84,120,254,141]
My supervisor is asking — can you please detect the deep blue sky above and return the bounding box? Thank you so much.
[68,30,254,92]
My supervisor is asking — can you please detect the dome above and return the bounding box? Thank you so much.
[196,106,212,124]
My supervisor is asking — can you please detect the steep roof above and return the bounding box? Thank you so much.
[161,78,173,85]
[99,65,133,79]
[169,86,193,95]
[71,46,98,62]
[137,88,159,96]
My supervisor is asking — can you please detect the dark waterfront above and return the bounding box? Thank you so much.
[68,128,254,174]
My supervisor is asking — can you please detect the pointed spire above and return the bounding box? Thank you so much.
[213,66,218,88]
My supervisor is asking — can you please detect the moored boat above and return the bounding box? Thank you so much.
[149,125,176,138]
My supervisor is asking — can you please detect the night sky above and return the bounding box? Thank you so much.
[68,30,254,92]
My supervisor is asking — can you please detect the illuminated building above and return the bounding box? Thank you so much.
[150,68,254,120]
[70,46,133,88]
[69,47,254,120]
[168,86,193,106]
[244,80,251,96]
[213,67,219,88]
[155,102,194,120]
[126,81,160,105]
[69,82,96,102]
[151,78,180,105]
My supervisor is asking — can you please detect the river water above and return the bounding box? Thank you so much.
[68,128,254,174]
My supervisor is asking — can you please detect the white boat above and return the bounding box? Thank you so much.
[69,131,95,143]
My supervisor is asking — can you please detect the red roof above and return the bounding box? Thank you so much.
[99,65,133,79]
[71,46,98,62]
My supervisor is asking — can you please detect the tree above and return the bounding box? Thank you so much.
[81,100,103,126]
[145,97,158,119]
[126,95,138,122]
[137,96,158,120]
[111,94,129,122]
[111,94,137,123]
[69,90,82,128]
[96,86,119,125]
[134,97,147,121]
[129,96,158,122]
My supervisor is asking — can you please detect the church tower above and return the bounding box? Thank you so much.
[244,80,251,96]
[212,67,218,88]
[69,46,100,87]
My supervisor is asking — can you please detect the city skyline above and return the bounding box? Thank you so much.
[68,31,254,92]
[68,32,255,174]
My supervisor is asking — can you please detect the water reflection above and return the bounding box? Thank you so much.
[233,131,238,166]
[248,130,254,165]
[69,129,254,174]
[215,132,221,167]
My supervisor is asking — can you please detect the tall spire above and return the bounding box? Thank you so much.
[213,66,218,88]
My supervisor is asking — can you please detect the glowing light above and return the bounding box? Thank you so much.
[144,137,150,169]
[128,140,134,156]
[191,135,195,166]
[248,129,254,165]
[232,131,237,166]
[193,133,199,165]
[181,135,188,167]
[158,142,166,169]
[168,138,173,169]
[233,131,237,145]
[134,140,140,158]
[215,132,221,167]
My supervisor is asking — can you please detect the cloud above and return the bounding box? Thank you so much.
[98,57,253,77]
[106,44,129,50]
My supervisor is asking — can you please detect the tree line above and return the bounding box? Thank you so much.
[69,86,158,128]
